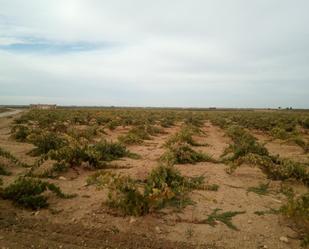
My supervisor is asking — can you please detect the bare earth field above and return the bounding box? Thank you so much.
[0,110,308,249]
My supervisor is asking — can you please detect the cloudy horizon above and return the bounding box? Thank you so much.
[0,0,308,108]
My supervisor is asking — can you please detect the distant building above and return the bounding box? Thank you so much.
[30,104,57,110]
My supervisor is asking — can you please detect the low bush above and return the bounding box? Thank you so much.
[223,125,269,161]
[280,192,309,247]
[199,208,246,231]
[161,142,214,165]
[228,153,309,186]
[28,132,67,156]
[118,125,156,145]
[11,125,30,142]
[118,133,143,145]
[0,177,75,209]
[165,126,206,147]
[106,165,205,216]
[0,147,29,168]
[0,164,11,176]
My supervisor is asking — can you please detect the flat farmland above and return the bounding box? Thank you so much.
[0,108,308,249]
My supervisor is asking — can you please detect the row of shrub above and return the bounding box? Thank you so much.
[208,111,309,152]
[221,125,309,186]
[88,165,205,216]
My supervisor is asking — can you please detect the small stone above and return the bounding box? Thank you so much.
[129,217,136,224]
[59,246,63,249]
[263,245,268,249]
[279,236,289,243]
[59,176,67,181]
[34,211,40,216]
[155,226,161,233]
[248,220,252,224]
[0,236,4,240]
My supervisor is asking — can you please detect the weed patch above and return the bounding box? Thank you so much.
[0,177,76,209]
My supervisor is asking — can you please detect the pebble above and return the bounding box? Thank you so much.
[0,236,4,240]
[279,236,289,243]
[155,226,161,233]
[59,176,67,181]
[129,217,136,224]
[248,220,252,224]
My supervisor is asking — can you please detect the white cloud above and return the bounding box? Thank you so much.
[0,0,308,107]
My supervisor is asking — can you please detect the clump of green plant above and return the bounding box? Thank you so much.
[28,132,67,156]
[223,125,269,161]
[271,127,289,140]
[11,125,31,142]
[160,116,175,128]
[118,132,143,145]
[67,125,99,141]
[0,164,11,176]
[49,140,133,169]
[144,165,200,210]
[94,140,133,161]
[161,142,214,165]
[106,165,205,216]
[199,208,245,230]
[106,119,120,130]
[290,137,309,153]
[0,177,75,209]
[227,153,309,186]
[107,174,148,216]
[86,171,117,187]
[280,192,309,247]
[0,147,29,168]
[281,192,309,222]
[184,113,205,127]
[165,126,206,147]
[247,182,270,196]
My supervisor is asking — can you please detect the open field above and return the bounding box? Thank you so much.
[0,108,308,249]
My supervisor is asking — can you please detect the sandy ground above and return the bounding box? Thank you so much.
[0,113,307,249]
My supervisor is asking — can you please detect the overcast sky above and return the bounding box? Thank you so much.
[0,0,308,108]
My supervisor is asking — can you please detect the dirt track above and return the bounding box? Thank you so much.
[0,109,23,118]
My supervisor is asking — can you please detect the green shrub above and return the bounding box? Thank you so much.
[0,147,29,168]
[160,117,175,128]
[247,182,270,196]
[271,127,289,139]
[29,132,67,156]
[224,125,269,161]
[281,192,309,220]
[49,140,131,170]
[118,133,143,145]
[11,125,30,142]
[106,120,120,130]
[118,125,154,145]
[67,126,99,141]
[106,165,205,216]
[229,153,309,186]
[0,164,11,176]
[161,142,214,165]
[200,208,246,230]
[281,192,309,246]
[0,177,75,209]
[94,140,128,161]
[107,175,148,216]
[165,126,205,147]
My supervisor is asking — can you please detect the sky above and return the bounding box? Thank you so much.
[0,0,308,108]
